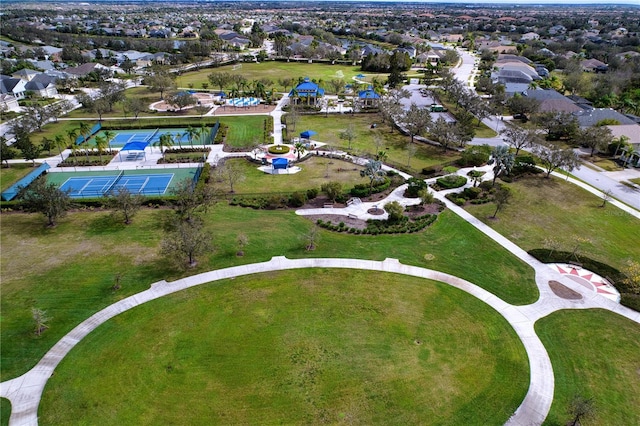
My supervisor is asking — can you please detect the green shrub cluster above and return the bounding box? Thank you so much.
[459,145,491,167]
[405,177,429,198]
[316,214,437,235]
[229,189,316,210]
[215,124,229,143]
[445,181,501,206]
[268,145,291,155]
[350,177,391,197]
[58,151,115,167]
[164,148,211,154]
[432,175,467,190]
[528,249,638,312]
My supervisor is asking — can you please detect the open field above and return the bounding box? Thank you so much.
[218,115,268,147]
[219,157,367,194]
[291,114,460,173]
[0,205,536,381]
[536,309,640,426]
[177,61,388,93]
[40,269,529,425]
[0,164,39,192]
[464,174,640,272]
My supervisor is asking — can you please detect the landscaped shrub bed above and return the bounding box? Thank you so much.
[458,145,491,167]
[316,213,437,235]
[268,145,290,155]
[158,148,211,164]
[229,189,316,210]
[431,174,467,191]
[215,124,229,144]
[445,181,501,206]
[528,249,638,312]
[350,177,391,197]
[58,151,115,167]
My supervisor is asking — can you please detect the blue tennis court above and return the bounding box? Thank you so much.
[59,173,174,198]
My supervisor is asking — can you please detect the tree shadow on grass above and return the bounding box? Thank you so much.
[86,214,127,235]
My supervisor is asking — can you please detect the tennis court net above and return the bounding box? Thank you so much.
[103,170,125,194]
[147,128,160,142]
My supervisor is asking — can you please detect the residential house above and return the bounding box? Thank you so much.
[493,61,541,85]
[63,63,111,78]
[12,69,40,81]
[519,32,540,42]
[574,108,636,127]
[24,74,58,98]
[0,93,20,111]
[580,58,607,73]
[0,75,27,100]
[522,89,582,114]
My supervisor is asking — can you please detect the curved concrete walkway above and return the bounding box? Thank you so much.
[2,253,639,426]
[0,257,547,426]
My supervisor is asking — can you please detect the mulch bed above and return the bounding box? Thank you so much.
[548,280,583,300]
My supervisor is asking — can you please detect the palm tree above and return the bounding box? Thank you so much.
[199,123,207,145]
[66,128,78,165]
[294,141,306,160]
[360,160,386,195]
[490,145,515,186]
[53,134,67,161]
[77,122,92,162]
[153,133,174,158]
[103,130,115,153]
[94,135,107,163]
[185,126,199,149]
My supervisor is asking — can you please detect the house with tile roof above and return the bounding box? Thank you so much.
[522,89,582,114]
[0,76,27,100]
[574,108,636,127]
[25,74,58,98]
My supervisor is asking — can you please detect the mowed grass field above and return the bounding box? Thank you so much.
[464,174,640,272]
[0,205,536,382]
[218,157,367,194]
[217,115,268,147]
[536,309,640,426]
[291,114,460,173]
[40,269,529,425]
[177,61,388,92]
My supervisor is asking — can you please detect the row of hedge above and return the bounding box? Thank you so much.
[528,248,638,312]
[229,188,318,209]
[350,177,391,197]
[316,213,437,235]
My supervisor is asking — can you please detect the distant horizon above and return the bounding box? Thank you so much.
[7,0,640,5]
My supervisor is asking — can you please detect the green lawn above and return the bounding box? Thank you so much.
[177,61,388,93]
[0,163,39,191]
[630,178,640,185]
[218,115,269,147]
[219,157,367,194]
[464,174,640,273]
[0,398,10,426]
[0,205,536,381]
[292,114,460,173]
[537,309,640,426]
[40,269,529,425]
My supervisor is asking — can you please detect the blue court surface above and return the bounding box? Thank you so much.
[100,128,188,148]
[59,173,174,198]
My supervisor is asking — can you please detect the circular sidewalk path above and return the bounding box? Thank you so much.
[2,254,639,426]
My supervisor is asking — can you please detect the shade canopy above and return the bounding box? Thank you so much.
[300,130,317,139]
[121,141,150,151]
[272,158,288,169]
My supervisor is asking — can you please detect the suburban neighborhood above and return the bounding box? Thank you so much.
[1,1,639,425]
